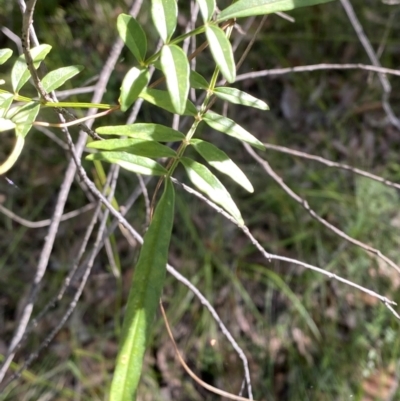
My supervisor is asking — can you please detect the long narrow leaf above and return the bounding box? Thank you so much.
[42,65,84,92]
[190,70,209,89]
[191,139,254,192]
[160,44,190,115]
[96,123,185,142]
[117,14,147,63]
[0,135,24,175]
[180,157,244,225]
[11,44,52,94]
[203,111,265,150]
[87,138,176,158]
[151,0,178,43]
[8,102,40,138]
[213,87,269,110]
[139,88,197,116]
[86,152,167,176]
[0,49,12,65]
[205,24,235,83]
[217,0,334,22]
[110,179,175,401]
[119,66,150,111]
[196,0,216,22]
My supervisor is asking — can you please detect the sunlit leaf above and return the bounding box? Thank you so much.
[190,70,209,89]
[110,179,175,401]
[139,88,197,116]
[180,157,244,225]
[87,138,176,158]
[42,65,84,92]
[0,93,14,118]
[213,87,269,110]
[0,49,12,65]
[11,44,52,94]
[0,135,24,175]
[217,0,334,22]
[196,0,216,22]
[96,123,185,142]
[203,111,265,150]
[8,102,40,137]
[151,0,178,43]
[191,139,254,192]
[160,44,190,115]
[86,151,167,176]
[205,24,235,83]
[119,66,150,112]
[0,117,16,132]
[117,14,147,63]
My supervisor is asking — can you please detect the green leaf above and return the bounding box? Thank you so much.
[87,138,176,158]
[96,123,185,141]
[213,87,269,110]
[151,0,178,43]
[205,24,235,83]
[110,179,175,401]
[41,65,84,92]
[190,70,209,89]
[117,14,147,63]
[0,118,16,132]
[217,0,334,21]
[8,101,40,137]
[0,93,14,118]
[119,66,150,112]
[0,49,12,65]
[139,88,197,116]
[160,44,190,115]
[191,139,253,192]
[11,44,52,94]
[86,151,167,176]
[203,111,265,150]
[180,157,244,225]
[0,135,25,175]
[196,0,216,22]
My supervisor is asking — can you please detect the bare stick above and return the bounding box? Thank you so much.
[243,143,400,275]
[170,178,398,314]
[235,63,400,82]
[263,143,400,191]
[0,202,95,229]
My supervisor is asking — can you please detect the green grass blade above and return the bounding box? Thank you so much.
[86,152,167,176]
[139,88,197,116]
[203,111,265,150]
[11,44,52,94]
[87,138,176,158]
[119,66,150,112]
[117,14,147,63]
[151,0,178,43]
[0,48,12,65]
[190,139,254,192]
[42,65,84,92]
[160,44,190,115]
[217,0,334,22]
[205,24,235,83]
[110,179,175,401]
[180,157,244,225]
[96,123,185,141]
[213,87,269,110]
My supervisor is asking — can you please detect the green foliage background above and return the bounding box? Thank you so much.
[1,0,400,400]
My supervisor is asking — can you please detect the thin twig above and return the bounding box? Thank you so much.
[0,202,95,228]
[263,143,400,191]
[234,63,400,82]
[170,177,398,314]
[243,143,400,276]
